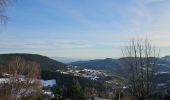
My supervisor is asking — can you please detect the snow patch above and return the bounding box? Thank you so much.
[0,78,10,84]
[41,79,56,87]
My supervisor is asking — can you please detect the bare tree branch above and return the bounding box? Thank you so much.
[122,38,160,99]
[0,0,14,25]
[0,56,41,100]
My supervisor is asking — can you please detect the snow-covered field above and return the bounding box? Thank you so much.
[0,78,56,88]
[41,79,56,87]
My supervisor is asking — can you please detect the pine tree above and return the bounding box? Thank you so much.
[54,80,62,99]
[69,78,84,100]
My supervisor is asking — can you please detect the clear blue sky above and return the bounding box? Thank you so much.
[0,0,170,58]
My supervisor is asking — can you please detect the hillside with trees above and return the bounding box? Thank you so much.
[0,53,67,73]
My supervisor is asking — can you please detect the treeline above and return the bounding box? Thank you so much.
[53,78,84,100]
[42,71,109,99]
[42,71,104,90]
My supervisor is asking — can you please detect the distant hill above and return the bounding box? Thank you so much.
[70,57,170,74]
[0,53,67,72]
[70,58,125,73]
[51,56,86,63]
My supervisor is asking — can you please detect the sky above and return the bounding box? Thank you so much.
[0,0,170,59]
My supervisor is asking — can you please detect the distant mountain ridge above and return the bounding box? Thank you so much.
[1,53,170,79]
[70,58,125,73]
[51,56,86,63]
[70,56,170,74]
[0,53,67,72]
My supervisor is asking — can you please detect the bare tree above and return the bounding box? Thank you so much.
[0,56,41,100]
[0,0,14,25]
[122,38,159,100]
[114,79,126,100]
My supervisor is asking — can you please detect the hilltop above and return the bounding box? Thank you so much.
[0,53,67,72]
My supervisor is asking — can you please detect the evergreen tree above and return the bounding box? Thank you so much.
[69,78,84,100]
[54,80,63,99]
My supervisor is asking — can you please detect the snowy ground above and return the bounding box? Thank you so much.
[41,79,56,87]
[0,78,9,84]
[0,78,56,87]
